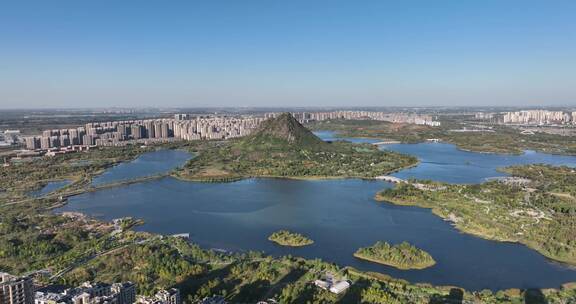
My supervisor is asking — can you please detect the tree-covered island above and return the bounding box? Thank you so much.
[377,164,576,266]
[268,230,314,247]
[174,113,417,181]
[354,241,436,270]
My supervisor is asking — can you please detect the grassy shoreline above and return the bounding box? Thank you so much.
[172,160,420,183]
[4,146,576,301]
[374,193,520,243]
[375,182,576,266]
[353,253,436,270]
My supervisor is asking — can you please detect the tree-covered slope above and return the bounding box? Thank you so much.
[176,113,417,181]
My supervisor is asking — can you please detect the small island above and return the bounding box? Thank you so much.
[268,230,314,247]
[354,241,436,270]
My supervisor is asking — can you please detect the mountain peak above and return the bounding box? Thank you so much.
[242,113,325,148]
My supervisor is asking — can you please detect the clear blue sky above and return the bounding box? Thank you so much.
[1,0,575,108]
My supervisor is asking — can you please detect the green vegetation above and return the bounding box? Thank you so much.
[175,114,417,181]
[1,143,576,302]
[307,118,576,155]
[268,230,314,247]
[0,145,158,200]
[377,164,576,265]
[0,142,194,273]
[60,240,576,303]
[354,241,436,270]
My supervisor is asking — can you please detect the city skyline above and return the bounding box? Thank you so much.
[1,0,576,109]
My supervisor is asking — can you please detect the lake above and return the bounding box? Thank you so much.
[56,137,576,291]
[29,180,72,198]
[316,130,576,183]
[91,149,191,186]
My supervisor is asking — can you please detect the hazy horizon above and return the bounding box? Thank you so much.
[1,0,575,109]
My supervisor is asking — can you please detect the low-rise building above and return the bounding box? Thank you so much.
[135,289,180,304]
[329,281,350,295]
[34,281,135,304]
[313,273,351,295]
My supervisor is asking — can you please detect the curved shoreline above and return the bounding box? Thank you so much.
[171,160,420,183]
[49,145,576,292]
[374,192,576,266]
[322,130,572,156]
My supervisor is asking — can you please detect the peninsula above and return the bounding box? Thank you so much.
[377,164,576,265]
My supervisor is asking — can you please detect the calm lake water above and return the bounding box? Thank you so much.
[57,136,576,291]
[316,130,576,183]
[29,180,71,197]
[91,149,191,186]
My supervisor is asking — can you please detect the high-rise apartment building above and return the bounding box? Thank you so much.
[130,126,142,139]
[111,283,136,304]
[24,137,40,150]
[0,273,34,304]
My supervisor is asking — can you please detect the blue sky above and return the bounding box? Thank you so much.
[1,0,575,108]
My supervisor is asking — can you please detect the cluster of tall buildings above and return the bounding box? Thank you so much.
[23,110,442,151]
[1,272,180,304]
[502,110,576,125]
[24,114,265,151]
[267,111,441,126]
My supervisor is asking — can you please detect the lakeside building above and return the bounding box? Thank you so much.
[135,289,180,304]
[0,272,34,304]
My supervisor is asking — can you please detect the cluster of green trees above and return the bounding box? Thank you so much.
[0,209,112,274]
[378,164,576,265]
[268,230,314,247]
[354,241,436,270]
[62,236,576,303]
[175,113,417,181]
[0,142,190,274]
[3,135,576,302]
[0,144,153,198]
[178,136,416,181]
